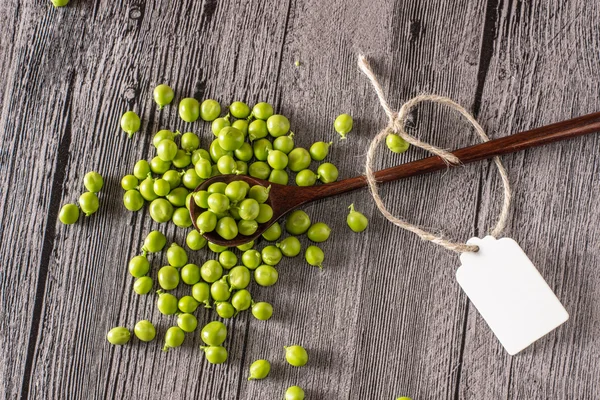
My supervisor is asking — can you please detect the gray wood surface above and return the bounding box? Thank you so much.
[1,0,599,399]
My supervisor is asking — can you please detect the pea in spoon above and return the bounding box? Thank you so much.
[190,111,600,247]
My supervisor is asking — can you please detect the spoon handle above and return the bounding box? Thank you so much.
[305,111,600,201]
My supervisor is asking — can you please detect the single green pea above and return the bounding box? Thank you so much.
[251,301,273,320]
[285,210,311,235]
[209,139,234,162]
[242,249,262,270]
[153,129,176,147]
[210,278,231,301]
[284,386,305,400]
[218,126,245,151]
[139,176,158,201]
[51,0,70,7]
[238,198,260,221]
[192,282,212,308]
[229,101,251,119]
[207,193,230,214]
[121,174,139,190]
[79,192,99,216]
[192,148,211,165]
[207,182,227,194]
[236,241,255,251]
[248,185,270,204]
[178,295,199,313]
[162,170,183,190]
[153,84,174,109]
[305,245,324,269]
[129,254,150,278]
[208,241,228,253]
[218,251,238,270]
[158,265,180,290]
[166,243,188,267]
[248,359,271,380]
[266,114,290,137]
[252,102,274,120]
[172,207,192,228]
[177,313,198,333]
[295,169,317,186]
[347,203,368,232]
[153,178,171,197]
[181,263,201,285]
[284,345,308,367]
[217,155,237,174]
[133,276,153,295]
[248,119,268,141]
[386,133,410,154]
[201,260,223,283]
[143,230,166,252]
[133,160,151,180]
[192,191,209,210]
[268,169,289,185]
[181,132,200,152]
[277,236,301,257]
[150,156,171,174]
[179,97,200,122]
[200,321,227,346]
[59,204,79,224]
[317,162,339,183]
[163,326,185,352]
[211,117,231,136]
[149,198,174,223]
[201,99,221,121]
[224,181,248,203]
[106,327,130,345]
[186,230,207,251]
[157,139,178,162]
[252,138,273,161]
[307,222,331,242]
[261,245,283,266]
[185,192,194,210]
[134,320,156,342]
[182,168,203,190]
[228,266,251,290]
[396,397,412,400]
[216,217,238,240]
[167,187,190,207]
[266,149,288,170]
[83,171,104,193]
[121,111,141,138]
[201,345,228,364]
[156,292,178,315]
[287,148,311,172]
[231,289,252,311]
[309,141,332,161]
[254,265,278,287]
[123,190,144,211]
[215,301,235,319]
[195,158,212,179]
[273,132,295,154]
[262,222,282,241]
[334,113,353,138]
[256,204,273,224]
[232,119,249,136]
[234,142,253,162]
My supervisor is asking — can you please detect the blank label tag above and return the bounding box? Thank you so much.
[456,236,569,355]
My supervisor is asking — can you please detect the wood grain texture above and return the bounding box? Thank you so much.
[1,0,599,399]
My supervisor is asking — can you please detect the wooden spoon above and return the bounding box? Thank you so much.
[190,111,600,246]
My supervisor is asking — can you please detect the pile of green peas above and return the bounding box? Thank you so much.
[59,171,104,225]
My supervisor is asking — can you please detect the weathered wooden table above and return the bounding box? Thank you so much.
[2,0,599,399]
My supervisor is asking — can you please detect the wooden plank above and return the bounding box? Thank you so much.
[459,0,600,398]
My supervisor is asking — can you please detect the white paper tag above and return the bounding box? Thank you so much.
[456,236,568,355]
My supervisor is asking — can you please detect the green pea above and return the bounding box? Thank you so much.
[211,117,231,136]
[284,345,308,367]
[248,359,271,380]
[284,386,305,400]
[133,276,153,295]
[215,301,235,319]
[185,192,194,211]
[224,181,247,203]
[83,171,103,193]
[309,141,332,161]
[192,282,211,308]
[106,327,130,345]
[209,139,233,162]
[295,169,317,186]
[252,139,273,161]
[218,126,245,151]
[261,245,282,266]
[177,313,198,333]
[181,132,200,152]
[153,178,170,197]
[334,113,353,138]
[217,155,237,174]
[186,230,207,251]
[317,162,339,183]
[120,111,141,138]
[201,99,221,121]
[162,170,182,190]
[192,148,211,165]
[123,190,144,211]
[266,114,290,137]
[178,295,199,313]
[157,139,178,162]
[153,129,176,147]
[193,191,210,209]
[201,260,223,283]
[347,203,368,232]
[218,251,238,270]
[158,265,179,290]
[143,230,166,253]
[305,245,324,269]
[153,84,174,109]
[200,321,227,346]
[179,97,200,122]
[182,168,203,190]
[386,133,410,153]
[267,149,288,170]
[181,263,201,285]
[229,101,251,118]
[252,102,274,120]
[236,241,254,251]
[262,222,282,241]
[228,266,251,290]
[285,210,311,235]
[237,198,259,221]
[231,289,252,311]
[248,185,270,204]
[210,278,231,301]
[251,302,273,320]
[133,160,151,180]
[166,243,187,267]
[51,0,69,7]
[163,326,185,351]
[59,204,79,224]
[134,320,156,342]
[156,292,178,315]
[269,169,289,185]
[232,119,249,136]
[150,156,171,174]
[242,249,262,270]
[194,158,212,180]
[167,187,189,207]
[307,222,331,242]
[201,345,228,364]
[216,217,238,240]
[121,175,138,190]
[287,148,311,172]
[256,204,273,224]
[149,198,174,223]
[234,142,253,162]
[78,192,99,216]
[139,176,158,201]
[396,397,412,400]
[129,254,150,278]
[206,193,229,214]
[276,236,301,257]
[273,132,295,154]
[208,241,228,253]
[172,207,192,228]
[254,265,278,287]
